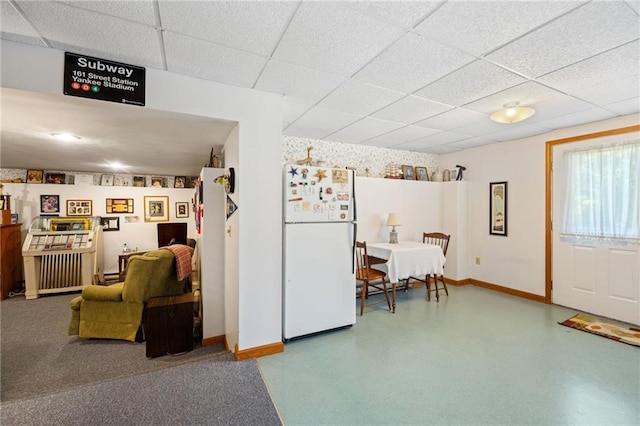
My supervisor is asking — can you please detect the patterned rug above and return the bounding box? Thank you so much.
[559,313,640,347]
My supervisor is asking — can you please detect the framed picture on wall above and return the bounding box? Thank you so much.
[46,173,66,184]
[100,174,114,186]
[490,181,508,236]
[133,176,145,187]
[100,216,120,231]
[106,198,134,214]
[67,199,93,216]
[40,195,60,214]
[174,176,186,188]
[175,202,189,218]
[26,169,44,184]
[144,196,169,222]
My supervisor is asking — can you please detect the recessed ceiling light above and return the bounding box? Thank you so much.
[106,161,126,170]
[50,132,81,141]
[490,102,535,124]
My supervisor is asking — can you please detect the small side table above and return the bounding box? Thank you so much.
[118,251,145,275]
[144,293,195,358]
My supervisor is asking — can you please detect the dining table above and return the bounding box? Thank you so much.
[366,241,446,312]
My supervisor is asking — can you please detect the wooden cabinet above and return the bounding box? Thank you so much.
[144,293,195,358]
[1,223,23,300]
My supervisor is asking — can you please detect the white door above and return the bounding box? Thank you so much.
[552,136,640,326]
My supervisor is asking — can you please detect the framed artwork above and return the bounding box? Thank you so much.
[40,195,60,214]
[151,177,164,188]
[402,165,414,180]
[175,202,189,218]
[174,176,186,188]
[414,166,429,181]
[100,216,120,231]
[67,199,93,216]
[26,169,43,184]
[45,173,66,184]
[100,174,114,186]
[186,176,198,188]
[490,181,508,236]
[133,176,145,187]
[106,198,134,214]
[144,195,169,222]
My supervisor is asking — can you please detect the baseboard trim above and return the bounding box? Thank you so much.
[234,341,284,361]
[201,334,225,346]
[469,278,546,303]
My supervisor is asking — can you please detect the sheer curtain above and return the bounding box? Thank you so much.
[562,141,640,244]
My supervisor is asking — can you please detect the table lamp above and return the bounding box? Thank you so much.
[387,213,401,244]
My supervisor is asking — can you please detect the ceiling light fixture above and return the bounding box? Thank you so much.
[490,102,535,124]
[50,132,81,142]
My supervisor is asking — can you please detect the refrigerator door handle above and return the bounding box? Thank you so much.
[352,222,357,274]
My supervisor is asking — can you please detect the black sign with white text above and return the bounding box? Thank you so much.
[64,52,145,106]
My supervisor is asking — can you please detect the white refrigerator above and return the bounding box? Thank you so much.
[283,164,357,341]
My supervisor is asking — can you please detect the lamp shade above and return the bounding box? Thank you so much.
[490,102,535,124]
[387,213,401,227]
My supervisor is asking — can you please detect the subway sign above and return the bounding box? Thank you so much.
[64,52,145,106]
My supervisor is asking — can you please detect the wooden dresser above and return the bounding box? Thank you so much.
[1,223,23,300]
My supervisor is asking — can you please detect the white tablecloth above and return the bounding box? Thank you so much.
[367,241,445,283]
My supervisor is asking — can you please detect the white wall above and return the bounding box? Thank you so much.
[2,40,283,352]
[440,113,640,296]
[3,181,195,273]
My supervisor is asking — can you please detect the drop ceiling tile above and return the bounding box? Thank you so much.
[463,82,564,115]
[158,1,296,56]
[318,79,404,116]
[451,117,518,137]
[255,60,346,104]
[406,131,469,148]
[573,77,640,106]
[273,2,405,76]
[538,40,640,95]
[605,97,640,115]
[164,32,267,88]
[523,95,595,124]
[421,145,462,154]
[286,106,363,139]
[483,123,551,142]
[486,1,640,78]
[447,136,498,150]
[371,95,452,124]
[16,1,164,68]
[340,1,441,29]
[363,136,410,149]
[282,99,312,127]
[626,0,640,14]
[0,2,45,46]
[60,0,156,25]
[327,117,405,144]
[531,107,617,130]
[415,60,527,107]
[413,1,584,56]
[414,108,488,131]
[354,32,475,94]
[380,125,442,142]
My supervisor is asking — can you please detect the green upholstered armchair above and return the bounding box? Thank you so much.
[69,248,192,342]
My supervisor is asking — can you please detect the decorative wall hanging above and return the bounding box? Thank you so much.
[106,198,134,213]
[215,167,235,194]
[40,195,60,214]
[100,216,120,231]
[67,199,92,216]
[175,202,189,218]
[144,195,169,222]
[26,169,43,184]
[490,181,508,236]
[226,195,237,220]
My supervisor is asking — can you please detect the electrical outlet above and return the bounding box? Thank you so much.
[475,257,480,265]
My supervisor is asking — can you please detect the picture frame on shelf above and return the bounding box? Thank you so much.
[40,194,60,214]
[414,166,429,181]
[174,176,186,188]
[401,165,414,180]
[175,202,189,218]
[45,173,66,184]
[151,177,164,188]
[186,176,198,188]
[106,198,134,214]
[144,195,169,222]
[67,199,93,216]
[101,174,114,186]
[133,176,145,187]
[490,181,508,236]
[26,169,44,184]
[100,216,120,231]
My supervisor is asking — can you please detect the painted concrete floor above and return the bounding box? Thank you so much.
[258,285,639,426]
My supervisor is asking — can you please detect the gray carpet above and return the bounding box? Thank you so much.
[0,293,282,425]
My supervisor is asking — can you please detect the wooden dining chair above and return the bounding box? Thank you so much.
[422,232,450,301]
[355,241,391,315]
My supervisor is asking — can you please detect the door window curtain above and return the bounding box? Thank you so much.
[561,140,640,244]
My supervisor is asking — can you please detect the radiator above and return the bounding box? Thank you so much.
[38,252,83,290]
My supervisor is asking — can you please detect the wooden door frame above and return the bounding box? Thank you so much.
[544,125,640,304]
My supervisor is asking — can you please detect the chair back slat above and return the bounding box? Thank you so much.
[423,232,450,257]
[355,241,368,280]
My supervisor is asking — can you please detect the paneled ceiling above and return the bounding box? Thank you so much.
[1,0,639,176]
